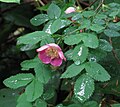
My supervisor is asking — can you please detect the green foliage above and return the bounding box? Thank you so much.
[17,31,50,45]
[47,3,61,19]
[2,1,120,107]
[30,14,49,26]
[72,44,88,63]
[74,74,95,103]
[61,63,85,78]
[85,62,111,82]
[25,79,43,102]
[112,104,120,107]
[3,73,34,89]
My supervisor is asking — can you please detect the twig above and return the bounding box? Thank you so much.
[95,0,104,11]
[109,37,120,64]
[39,0,45,6]
[89,0,99,7]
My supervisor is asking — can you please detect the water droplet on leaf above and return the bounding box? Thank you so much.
[74,60,81,65]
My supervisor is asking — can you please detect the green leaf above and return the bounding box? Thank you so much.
[17,31,50,45]
[3,73,34,89]
[99,39,113,52]
[34,63,52,84]
[35,99,47,107]
[83,101,98,107]
[85,62,111,82]
[65,49,73,60]
[90,24,105,32]
[0,0,20,3]
[42,88,55,100]
[72,44,88,63]
[81,33,99,48]
[108,22,120,31]
[74,74,94,103]
[51,19,71,34]
[104,29,120,37]
[64,34,82,45]
[67,104,82,107]
[78,19,91,29]
[112,104,120,107]
[16,102,32,107]
[72,13,82,20]
[47,3,61,19]
[0,88,20,107]
[109,10,119,17]
[40,37,55,46]
[25,80,43,102]
[82,11,95,18]
[30,14,49,26]
[17,93,27,103]
[61,63,85,78]
[21,57,40,71]
[43,20,53,34]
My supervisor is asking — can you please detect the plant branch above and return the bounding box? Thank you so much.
[95,0,104,11]
[109,37,120,64]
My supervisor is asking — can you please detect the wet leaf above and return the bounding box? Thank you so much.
[30,14,49,26]
[81,33,99,49]
[78,19,91,29]
[72,13,82,20]
[85,62,111,82]
[42,88,55,100]
[21,57,40,71]
[0,88,20,107]
[47,3,61,19]
[90,24,105,32]
[17,31,50,45]
[72,44,88,63]
[83,101,98,107]
[25,79,43,102]
[99,39,113,52]
[51,19,71,34]
[16,102,32,107]
[64,34,82,45]
[74,74,94,103]
[61,63,85,78]
[35,99,47,107]
[82,11,95,17]
[3,74,34,89]
[34,63,52,84]
[104,29,120,37]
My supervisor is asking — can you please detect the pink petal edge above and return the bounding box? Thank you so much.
[48,43,61,50]
[36,45,49,52]
[51,58,63,67]
[38,51,51,64]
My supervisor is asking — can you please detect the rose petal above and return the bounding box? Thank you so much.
[38,50,51,64]
[51,58,62,66]
[48,43,61,51]
[65,7,76,14]
[36,45,49,52]
[58,51,66,61]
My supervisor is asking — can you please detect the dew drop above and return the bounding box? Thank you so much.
[34,18,37,21]
[74,60,81,65]
[89,57,96,62]
[78,47,82,56]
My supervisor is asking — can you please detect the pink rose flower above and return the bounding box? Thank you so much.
[36,43,66,67]
[65,7,76,14]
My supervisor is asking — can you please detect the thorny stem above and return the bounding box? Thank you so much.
[109,37,120,65]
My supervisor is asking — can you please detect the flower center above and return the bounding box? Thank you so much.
[45,47,59,59]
